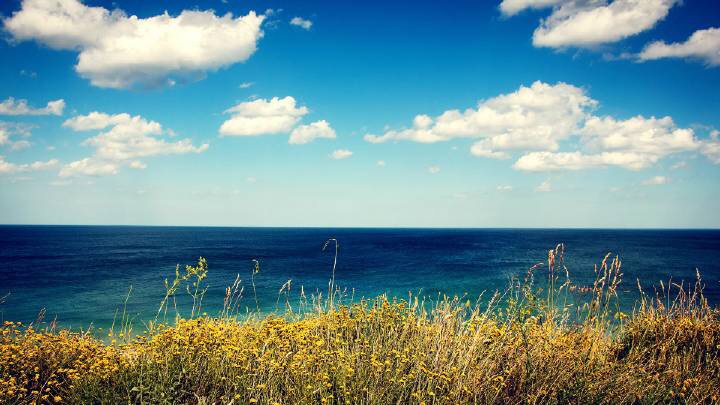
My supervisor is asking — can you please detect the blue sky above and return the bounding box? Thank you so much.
[0,0,719,227]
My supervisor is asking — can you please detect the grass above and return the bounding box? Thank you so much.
[1,244,719,404]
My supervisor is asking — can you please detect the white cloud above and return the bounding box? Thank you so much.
[220,96,309,137]
[535,179,552,192]
[239,82,254,89]
[515,114,702,172]
[289,120,336,144]
[330,149,352,160]
[60,112,208,177]
[427,165,441,174]
[365,81,595,159]
[469,144,511,159]
[502,0,677,48]
[219,97,335,143]
[59,158,118,177]
[369,80,716,172]
[642,175,669,185]
[0,97,65,116]
[0,122,35,150]
[499,0,564,16]
[701,130,720,164]
[3,0,265,89]
[497,185,513,192]
[376,160,386,167]
[10,140,31,150]
[516,151,589,171]
[0,155,58,175]
[246,176,257,183]
[578,115,698,165]
[514,151,658,171]
[290,16,312,30]
[264,9,281,17]
[20,69,37,78]
[639,27,720,66]
[63,111,134,131]
[670,161,687,170]
[129,160,147,169]
[28,160,56,170]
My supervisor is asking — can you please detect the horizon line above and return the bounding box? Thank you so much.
[1,223,719,231]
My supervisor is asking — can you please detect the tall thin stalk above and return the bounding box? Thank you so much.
[323,238,339,310]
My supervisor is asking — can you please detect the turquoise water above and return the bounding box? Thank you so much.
[1,226,719,329]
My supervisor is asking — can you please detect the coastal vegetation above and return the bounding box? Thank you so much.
[1,245,719,404]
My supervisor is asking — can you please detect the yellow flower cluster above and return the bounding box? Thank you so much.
[0,321,128,404]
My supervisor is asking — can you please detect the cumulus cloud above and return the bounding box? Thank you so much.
[376,160,386,167]
[535,179,552,192]
[427,165,441,174]
[63,111,134,131]
[59,158,119,177]
[513,109,702,172]
[557,115,700,171]
[670,161,687,170]
[220,96,308,137]
[639,27,720,66]
[0,155,58,175]
[129,160,147,169]
[60,112,208,177]
[289,120,336,144]
[368,80,718,172]
[365,81,595,160]
[642,175,669,185]
[290,16,312,30]
[3,0,265,89]
[330,149,352,160]
[219,96,336,144]
[514,151,658,171]
[0,122,35,150]
[501,0,677,48]
[20,69,37,78]
[701,130,720,164]
[10,140,31,151]
[513,113,705,172]
[499,0,564,16]
[580,116,697,155]
[0,97,65,116]
[497,185,513,192]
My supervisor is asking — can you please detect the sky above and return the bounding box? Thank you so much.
[0,0,719,228]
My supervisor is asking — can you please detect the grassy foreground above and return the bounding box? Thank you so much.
[1,245,719,404]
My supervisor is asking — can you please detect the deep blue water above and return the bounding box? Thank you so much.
[0,225,719,330]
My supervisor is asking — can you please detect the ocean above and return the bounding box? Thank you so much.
[1,225,719,330]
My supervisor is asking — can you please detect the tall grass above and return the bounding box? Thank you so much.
[1,244,719,404]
